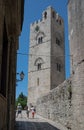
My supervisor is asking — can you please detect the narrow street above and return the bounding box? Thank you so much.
[15,111,68,130]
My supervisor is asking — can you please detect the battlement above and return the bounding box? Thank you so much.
[30,6,63,27]
[31,19,42,26]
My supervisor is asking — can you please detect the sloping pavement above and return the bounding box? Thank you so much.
[15,110,68,130]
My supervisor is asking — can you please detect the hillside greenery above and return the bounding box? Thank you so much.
[16,92,27,109]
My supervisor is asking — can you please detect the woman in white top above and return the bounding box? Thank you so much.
[31,106,35,118]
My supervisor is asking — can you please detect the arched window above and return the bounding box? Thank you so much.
[34,57,44,70]
[37,63,41,70]
[36,32,45,44]
[38,37,43,44]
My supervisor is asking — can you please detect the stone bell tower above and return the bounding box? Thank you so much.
[68,0,84,130]
[28,6,65,105]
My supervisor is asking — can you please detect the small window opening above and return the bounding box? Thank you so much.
[38,37,40,44]
[59,20,62,25]
[52,11,55,18]
[57,63,61,72]
[44,12,47,19]
[38,37,43,44]
[56,19,58,22]
[37,63,41,70]
[37,78,39,86]
[40,37,43,43]
[56,38,60,46]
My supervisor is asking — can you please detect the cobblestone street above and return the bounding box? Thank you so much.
[15,111,68,130]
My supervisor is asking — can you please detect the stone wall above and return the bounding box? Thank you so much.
[0,95,7,130]
[68,0,84,129]
[37,78,73,129]
[0,1,24,130]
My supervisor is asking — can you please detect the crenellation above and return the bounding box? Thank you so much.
[35,20,38,24]
[30,19,43,27]
[30,7,63,28]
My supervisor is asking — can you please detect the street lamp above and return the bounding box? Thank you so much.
[16,71,25,82]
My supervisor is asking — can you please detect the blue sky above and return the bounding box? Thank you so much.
[16,0,70,98]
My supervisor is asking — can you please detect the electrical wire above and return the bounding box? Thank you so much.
[17,52,72,58]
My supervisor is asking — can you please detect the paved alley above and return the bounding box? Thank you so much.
[15,111,68,130]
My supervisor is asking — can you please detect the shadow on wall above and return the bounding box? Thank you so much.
[15,120,60,130]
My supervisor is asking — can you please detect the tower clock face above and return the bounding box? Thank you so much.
[35,25,39,32]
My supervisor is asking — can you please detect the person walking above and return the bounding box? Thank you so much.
[17,103,22,118]
[31,106,36,118]
[25,105,30,118]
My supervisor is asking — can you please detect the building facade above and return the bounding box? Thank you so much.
[68,0,84,130]
[0,0,24,130]
[28,6,65,106]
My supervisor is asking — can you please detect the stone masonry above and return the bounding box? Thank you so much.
[68,0,84,130]
[0,1,24,130]
[28,6,65,106]
[28,2,84,130]
[37,78,73,130]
